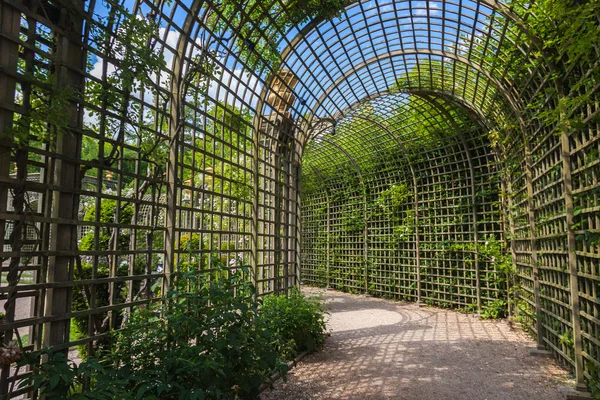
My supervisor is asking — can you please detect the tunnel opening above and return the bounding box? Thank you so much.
[300,91,502,315]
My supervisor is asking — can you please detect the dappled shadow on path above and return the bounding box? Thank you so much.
[261,289,571,400]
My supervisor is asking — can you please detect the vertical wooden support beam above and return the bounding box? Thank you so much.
[502,174,519,318]
[560,111,586,391]
[165,0,208,295]
[282,139,292,292]
[108,157,123,330]
[467,146,481,312]
[165,0,202,293]
[455,132,481,312]
[524,140,545,350]
[326,191,331,289]
[276,145,285,293]
[294,161,302,290]
[471,185,481,311]
[0,0,19,224]
[251,121,260,289]
[414,180,422,304]
[0,2,20,396]
[44,1,86,348]
[285,123,297,292]
[273,120,283,294]
[287,158,292,290]
[164,62,181,295]
[363,186,369,294]
[0,0,20,296]
[164,135,178,293]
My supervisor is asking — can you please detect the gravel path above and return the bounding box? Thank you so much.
[261,288,573,400]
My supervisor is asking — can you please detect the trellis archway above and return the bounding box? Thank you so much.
[0,0,599,397]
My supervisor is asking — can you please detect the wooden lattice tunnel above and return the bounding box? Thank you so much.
[0,0,599,397]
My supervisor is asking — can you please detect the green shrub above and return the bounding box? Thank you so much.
[481,299,507,319]
[21,264,294,399]
[260,289,328,356]
[179,233,201,252]
[83,199,134,226]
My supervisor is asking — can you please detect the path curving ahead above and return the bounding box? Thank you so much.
[261,288,573,400]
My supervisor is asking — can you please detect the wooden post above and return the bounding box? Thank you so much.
[294,161,302,289]
[164,75,180,296]
[164,0,202,294]
[251,123,260,290]
[502,174,519,318]
[471,172,481,313]
[326,191,331,289]
[524,140,545,350]
[44,1,86,348]
[273,118,283,294]
[363,186,369,294]
[456,132,481,312]
[0,1,21,396]
[560,111,586,391]
[413,179,422,304]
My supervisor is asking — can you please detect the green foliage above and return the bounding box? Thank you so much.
[559,331,574,348]
[70,259,144,360]
[587,362,600,400]
[21,264,327,399]
[512,0,600,131]
[179,234,202,252]
[105,266,289,399]
[208,0,345,71]
[19,350,116,399]
[74,200,138,358]
[342,209,365,233]
[9,82,77,148]
[481,299,507,319]
[80,199,134,249]
[80,200,134,250]
[86,0,166,118]
[376,184,411,211]
[260,289,328,356]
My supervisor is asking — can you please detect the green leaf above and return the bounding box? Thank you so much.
[49,373,60,389]
[137,385,150,399]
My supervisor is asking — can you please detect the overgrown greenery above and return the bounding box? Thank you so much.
[207,0,345,71]
[20,263,327,399]
[7,0,600,396]
[260,289,328,356]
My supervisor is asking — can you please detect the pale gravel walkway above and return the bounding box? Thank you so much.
[262,288,573,400]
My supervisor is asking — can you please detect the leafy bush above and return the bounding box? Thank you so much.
[260,289,328,356]
[481,299,507,319]
[179,233,202,252]
[20,264,308,399]
[107,267,290,399]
